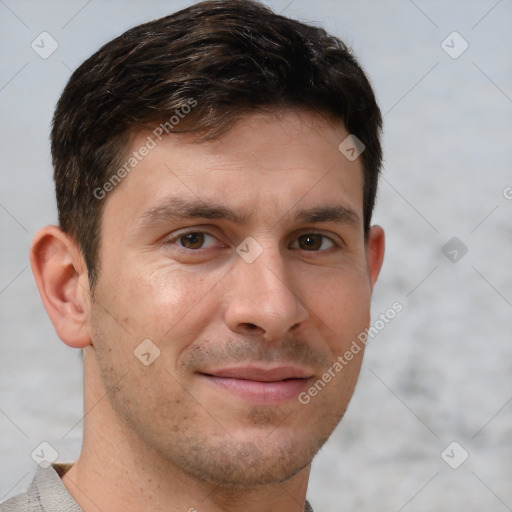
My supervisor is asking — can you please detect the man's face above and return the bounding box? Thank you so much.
[88,110,382,487]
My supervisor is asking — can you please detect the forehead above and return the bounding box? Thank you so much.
[103,110,364,228]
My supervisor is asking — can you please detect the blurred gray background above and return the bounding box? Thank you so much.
[1,1,511,510]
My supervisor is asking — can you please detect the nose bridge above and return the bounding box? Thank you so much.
[246,246,290,300]
[224,241,308,337]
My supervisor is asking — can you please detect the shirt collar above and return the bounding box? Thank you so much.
[36,464,314,512]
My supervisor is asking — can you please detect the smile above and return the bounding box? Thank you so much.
[198,366,314,404]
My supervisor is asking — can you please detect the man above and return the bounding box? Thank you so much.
[1,0,384,510]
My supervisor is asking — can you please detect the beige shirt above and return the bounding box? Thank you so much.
[0,464,315,512]
[0,465,80,512]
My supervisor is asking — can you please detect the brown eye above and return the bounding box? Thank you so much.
[291,233,337,251]
[298,234,322,250]
[178,232,205,249]
[296,233,339,251]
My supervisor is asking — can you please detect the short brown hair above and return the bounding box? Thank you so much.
[51,0,382,288]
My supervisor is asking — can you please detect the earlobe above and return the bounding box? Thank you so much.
[30,226,92,349]
[366,225,385,289]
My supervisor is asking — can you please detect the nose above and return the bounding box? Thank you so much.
[223,246,309,339]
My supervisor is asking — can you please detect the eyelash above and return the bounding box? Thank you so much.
[172,231,222,250]
[165,230,342,252]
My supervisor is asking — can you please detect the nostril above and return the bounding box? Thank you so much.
[241,323,266,335]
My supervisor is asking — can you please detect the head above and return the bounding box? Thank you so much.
[31,0,384,491]
[50,0,382,291]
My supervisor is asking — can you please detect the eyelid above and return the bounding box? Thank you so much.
[295,229,344,246]
[164,227,228,250]
[290,230,343,249]
[162,226,343,252]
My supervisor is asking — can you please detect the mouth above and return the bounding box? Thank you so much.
[197,366,314,404]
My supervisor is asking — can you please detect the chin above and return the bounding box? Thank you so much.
[177,432,328,489]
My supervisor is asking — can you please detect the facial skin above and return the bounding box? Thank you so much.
[31,110,384,512]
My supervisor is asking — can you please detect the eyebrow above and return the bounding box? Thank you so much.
[138,198,360,229]
[139,198,244,228]
[295,205,360,226]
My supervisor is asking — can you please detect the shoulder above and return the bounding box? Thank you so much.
[0,489,32,512]
[0,464,81,512]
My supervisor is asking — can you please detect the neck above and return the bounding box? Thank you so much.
[62,350,311,512]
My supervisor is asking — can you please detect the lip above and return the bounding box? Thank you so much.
[198,365,313,404]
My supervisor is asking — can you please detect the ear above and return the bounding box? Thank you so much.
[30,225,92,349]
[365,225,385,290]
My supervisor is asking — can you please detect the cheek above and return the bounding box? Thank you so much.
[90,269,217,412]
[304,267,372,340]
[116,266,223,352]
